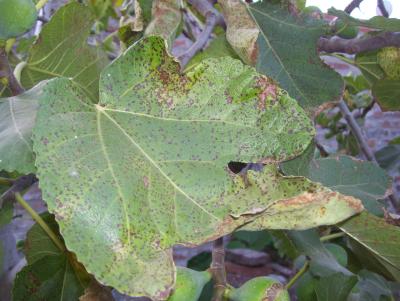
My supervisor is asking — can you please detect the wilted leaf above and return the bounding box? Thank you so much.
[79,280,114,301]
[168,267,211,301]
[340,212,400,276]
[21,2,108,101]
[328,8,400,32]
[281,155,390,215]
[372,78,400,111]
[248,1,343,109]
[13,213,90,301]
[144,0,181,51]
[314,273,357,301]
[32,36,361,299]
[219,0,259,65]
[0,82,45,174]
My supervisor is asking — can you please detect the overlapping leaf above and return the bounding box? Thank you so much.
[339,212,400,276]
[247,1,343,109]
[13,213,90,301]
[0,82,45,173]
[20,2,108,101]
[32,36,362,299]
[372,79,400,111]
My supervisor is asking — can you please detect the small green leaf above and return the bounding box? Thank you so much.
[314,273,357,301]
[372,78,400,111]
[248,1,343,109]
[355,51,385,85]
[13,213,90,301]
[21,2,108,101]
[328,8,400,32]
[288,230,351,276]
[168,267,211,301]
[0,200,13,228]
[339,212,400,277]
[355,270,395,301]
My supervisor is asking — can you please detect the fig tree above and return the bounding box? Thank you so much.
[0,0,37,40]
[227,277,290,301]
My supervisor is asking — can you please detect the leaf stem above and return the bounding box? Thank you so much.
[320,231,345,242]
[285,260,309,290]
[0,177,14,186]
[13,61,27,84]
[211,237,227,301]
[0,47,24,95]
[15,192,66,252]
[35,0,49,10]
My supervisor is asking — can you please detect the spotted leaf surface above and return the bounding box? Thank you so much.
[32,37,362,299]
[248,1,343,109]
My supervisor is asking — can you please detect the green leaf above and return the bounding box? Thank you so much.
[282,155,390,215]
[32,36,362,299]
[328,8,400,32]
[314,273,357,301]
[375,145,400,171]
[324,243,348,267]
[372,78,400,111]
[13,213,90,301]
[0,82,45,173]
[355,270,395,301]
[168,267,211,301]
[340,212,400,276]
[355,51,385,85]
[248,1,343,109]
[271,230,300,260]
[288,230,351,276]
[20,2,108,101]
[0,199,13,227]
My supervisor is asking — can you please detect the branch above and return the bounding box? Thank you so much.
[211,237,227,301]
[0,174,37,205]
[0,47,25,95]
[344,0,364,14]
[318,32,400,54]
[377,0,389,17]
[178,0,225,67]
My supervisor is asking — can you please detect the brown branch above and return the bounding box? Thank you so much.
[318,31,400,54]
[178,0,225,67]
[377,0,389,17]
[211,237,227,301]
[0,47,24,96]
[345,0,364,14]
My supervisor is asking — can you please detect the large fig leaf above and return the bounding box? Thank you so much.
[247,1,343,109]
[32,36,362,299]
[0,82,45,173]
[20,2,108,101]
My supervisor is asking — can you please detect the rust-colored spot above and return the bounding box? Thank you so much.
[42,137,49,145]
[264,282,284,301]
[143,176,149,188]
[256,76,278,110]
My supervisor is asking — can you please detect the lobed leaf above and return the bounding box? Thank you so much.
[32,36,362,299]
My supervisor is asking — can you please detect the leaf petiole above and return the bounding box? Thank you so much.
[285,260,310,290]
[15,192,66,252]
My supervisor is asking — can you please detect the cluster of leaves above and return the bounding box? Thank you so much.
[0,0,399,300]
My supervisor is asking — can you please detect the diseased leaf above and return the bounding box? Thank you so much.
[79,280,115,301]
[328,8,400,32]
[0,82,45,174]
[144,0,181,51]
[168,267,211,301]
[281,155,390,215]
[314,273,357,301]
[219,0,259,65]
[13,213,90,301]
[20,2,108,101]
[339,212,400,276]
[372,78,400,111]
[248,1,343,109]
[32,36,362,299]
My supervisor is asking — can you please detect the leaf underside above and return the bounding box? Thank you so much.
[33,36,362,299]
